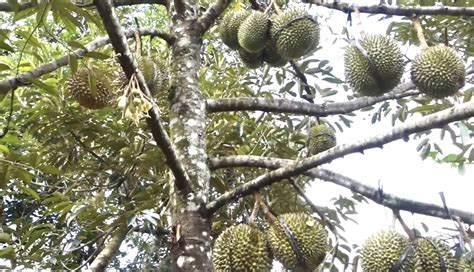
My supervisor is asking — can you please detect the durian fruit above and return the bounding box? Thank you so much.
[212,224,272,272]
[412,238,458,271]
[67,67,114,109]
[458,256,474,271]
[219,10,249,50]
[270,10,319,59]
[308,124,336,155]
[266,213,328,271]
[238,48,264,69]
[137,56,168,94]
[262,41,288,67]
[411,45,465,98]
[361,230,413,272]
[344,34,404,96]
[238,11,269,53]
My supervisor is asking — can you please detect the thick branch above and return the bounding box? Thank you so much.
[95,0,192,195]
[0,0,166,12]
[209,155,474,225]
[88,223,130,272]
[207,83,417,117]
[306,1,474,17]
[197,0,232,33]
[0,28,174,94]
[205,99,474,214]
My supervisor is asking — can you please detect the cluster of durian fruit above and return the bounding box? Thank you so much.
[344,34,466,99]
[361,229,474,271]
[67,56,168,109]
[219,6,319,69]
[212,212,328,271]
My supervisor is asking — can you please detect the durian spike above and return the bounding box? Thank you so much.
[412,16,429,49]
[248,192,262,224]
[393,209,416,240]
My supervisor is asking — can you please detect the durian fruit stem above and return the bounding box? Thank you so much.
[248,192,261,224]
[133,31,142,57]
[354,7,365,36]
[271,0,283,16]
[393,209,416,240]
[412,16,429,49]
[258,194,279,223]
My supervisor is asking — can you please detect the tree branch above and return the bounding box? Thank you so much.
[88,223,131,272]
[95,0,192,195]
[197,0,232,33]
[207,83,417,117]
[305,1,474,17]
[208,155,474,225]
[0,0,166,12]
[0,28,174,94]
[205,99,474,215]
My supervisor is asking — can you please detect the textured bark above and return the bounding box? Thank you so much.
[207,83,417,117]
[306,1,474,16]
[168,0,212,269]
[206,99,474,214]
[209,155,474,225]
[0,28,174,94]
[88,223,130,272]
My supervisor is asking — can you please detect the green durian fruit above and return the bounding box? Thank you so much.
[267,213,328,271]
[308,124,336,155]
[137,56,168,94]
[270,9,319,59]
[238,11,269,53]
[361,230,413,272]
[344,34,404,96]
[212,224,272,272]
[412,238,458,271]
[263,41,288,67]
[238,48,264,69]
[219,10,250,50]
[411,45,465,98]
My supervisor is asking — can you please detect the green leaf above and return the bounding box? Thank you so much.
[7,0,20,12]
[19,185,41,200]
[67,40,86,50]
[0,62,11,70]
[27,77,57,95]
[0,41,14,52]
[0,144,10,155]
[38,164,61,175]
[84,51,110,60]
[0,246,15,259]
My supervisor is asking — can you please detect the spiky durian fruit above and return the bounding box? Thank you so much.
[68,68,114,109]
[219,10,249,50]
[412,238,458,271]
[270,10,319,59]
[238,11,269,53]
[344,34,404,97]
[212,224,272,272]
[459,256,474,271]
[361,230,413,272]
[238,48,264,69]
[137,56,168,94]
[263,41,288,67]
[267,213,328,271]
[411,45,465,98]
[308,124,336,155]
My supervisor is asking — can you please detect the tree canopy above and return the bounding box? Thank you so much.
[0,0,473,271]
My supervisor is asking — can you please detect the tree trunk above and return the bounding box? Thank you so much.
[169,11,212,271]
